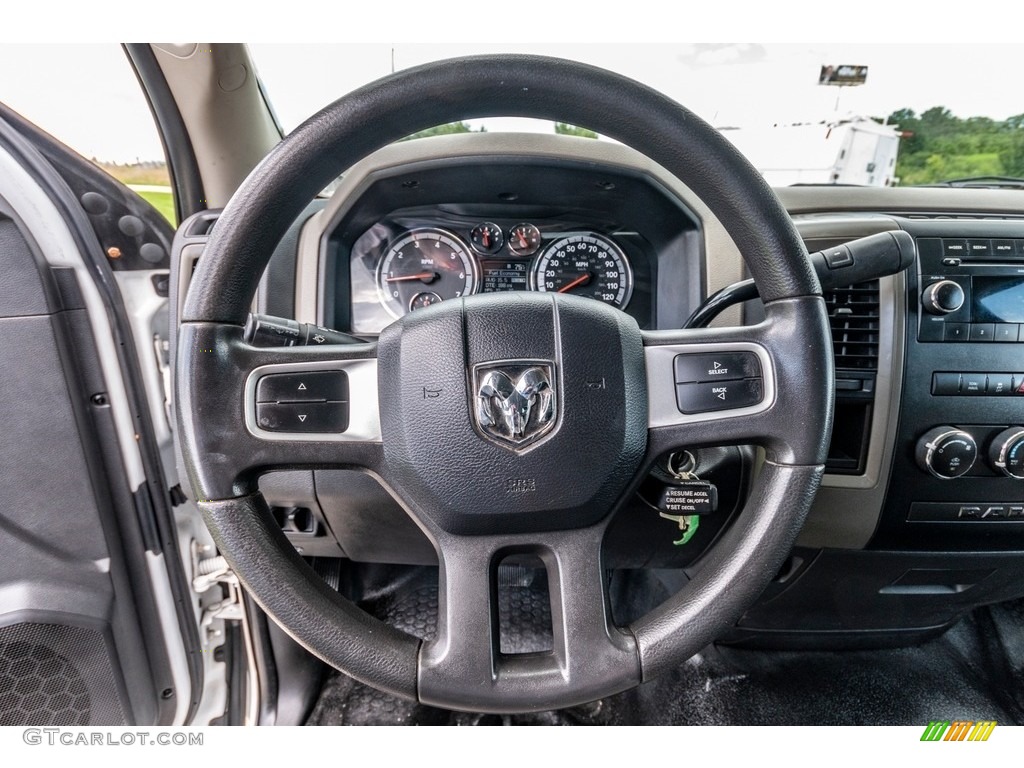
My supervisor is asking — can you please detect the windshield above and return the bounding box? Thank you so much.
[252,43,1024,188]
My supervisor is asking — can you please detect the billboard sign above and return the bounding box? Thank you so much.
[819,65,868,86]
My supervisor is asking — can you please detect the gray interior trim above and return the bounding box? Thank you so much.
[645,342,775,428]
[786,214,905,550]
[777,185,1024,216]
[244,359,381,442]
[151,44,280,208]
[0,146,145,487]
[295,211,323,325]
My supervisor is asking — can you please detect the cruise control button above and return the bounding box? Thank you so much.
[675,378,763,414]
[256,402,350,433]
[673,352,761,383]
[256,371,349,403]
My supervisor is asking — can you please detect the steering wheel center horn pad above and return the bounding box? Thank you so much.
[378,292,647,535]
[175,54,833,711]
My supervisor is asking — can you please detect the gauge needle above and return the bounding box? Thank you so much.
[557,273,592,293]
[385,272,438,283]
[517,232,528,248]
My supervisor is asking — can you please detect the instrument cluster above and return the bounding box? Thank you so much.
[348,217,640,334]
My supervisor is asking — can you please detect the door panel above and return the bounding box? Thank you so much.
[0,114,198,725]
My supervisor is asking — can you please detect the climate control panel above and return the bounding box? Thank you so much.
[915,425,1024,479]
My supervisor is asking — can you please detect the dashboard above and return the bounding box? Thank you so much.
[171,132,1024,648]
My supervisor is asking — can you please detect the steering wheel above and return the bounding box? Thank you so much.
[175,55,832,713]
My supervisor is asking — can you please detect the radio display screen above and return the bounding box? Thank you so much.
[973,276,1024,323]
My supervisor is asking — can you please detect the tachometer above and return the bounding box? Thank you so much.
[531,233,633,308]
[376,229,478,318]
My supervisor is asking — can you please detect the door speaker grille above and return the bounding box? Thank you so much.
[0,622,127,726]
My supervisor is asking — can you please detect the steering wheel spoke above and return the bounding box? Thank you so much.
[419,525,640,712]
[643,297,833,466]
[175,321,382,500]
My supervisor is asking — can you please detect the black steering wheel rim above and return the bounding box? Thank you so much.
[176,55,832,712]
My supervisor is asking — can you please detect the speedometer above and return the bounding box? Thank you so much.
[531,233,633,308]
[376,228,478,318]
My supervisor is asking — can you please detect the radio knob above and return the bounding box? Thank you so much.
[989,427,1024,479]
[916,426,977,479]
[922,280,965,315]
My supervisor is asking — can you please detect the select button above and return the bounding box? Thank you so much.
[673,352,761,383]
[676,378,764,414]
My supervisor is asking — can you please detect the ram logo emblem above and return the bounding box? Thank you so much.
[472,361,558,451]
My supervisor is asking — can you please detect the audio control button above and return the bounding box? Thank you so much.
[994,323,1018,342]
[922,280,966,315]
[970,323,995,341]
[943,323,970,341]
[966,239,992,258]
[941,239,969,258]
[992,239,1016,256]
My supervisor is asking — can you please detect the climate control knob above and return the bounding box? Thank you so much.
[916,427,977,479]
[921,280,965,315]
[989,427,1024,479]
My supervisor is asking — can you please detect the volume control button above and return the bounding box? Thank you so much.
[922,280,965,315]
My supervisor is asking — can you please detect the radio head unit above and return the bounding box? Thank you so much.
[917,237,1024,342]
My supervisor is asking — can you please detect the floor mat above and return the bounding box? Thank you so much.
[306,572,1024,726]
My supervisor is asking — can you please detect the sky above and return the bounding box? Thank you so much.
[0,41,1021,163]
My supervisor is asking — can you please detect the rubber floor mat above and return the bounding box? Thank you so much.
[307,574,1024,726]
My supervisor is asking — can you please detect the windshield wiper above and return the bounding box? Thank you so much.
[927,175,1024,190]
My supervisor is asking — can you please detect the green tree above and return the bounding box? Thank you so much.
[402,122,486,141]
[554,122,598,139]
[886,106,1024,185]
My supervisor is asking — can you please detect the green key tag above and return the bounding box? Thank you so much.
[656,479,716,546]
[659,512,700,546]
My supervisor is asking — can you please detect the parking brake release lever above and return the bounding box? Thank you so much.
[244,314,363,347]
[684,230,916,329]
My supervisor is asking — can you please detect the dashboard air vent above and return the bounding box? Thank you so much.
[825,279,880,370]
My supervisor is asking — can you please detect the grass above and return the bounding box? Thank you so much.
[91,161,177,226]
[134,189,176,226]
[96,161,170,187]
